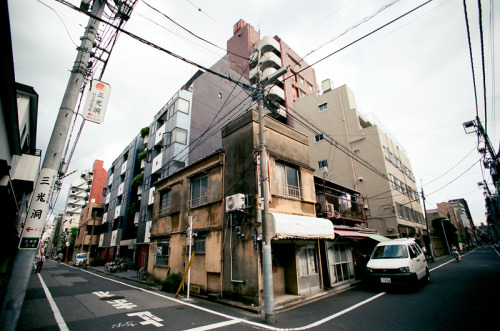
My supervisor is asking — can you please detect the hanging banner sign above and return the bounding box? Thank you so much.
[19,168,57,249]
[82,80,111,124]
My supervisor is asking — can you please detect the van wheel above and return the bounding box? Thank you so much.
[424,268,431,283]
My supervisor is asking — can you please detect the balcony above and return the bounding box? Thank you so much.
[190,193,208,208]
[276,183,302,199]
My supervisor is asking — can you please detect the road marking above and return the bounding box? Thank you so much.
[68,255,468,331]
[37,273,69,331]
[183,319,242,331]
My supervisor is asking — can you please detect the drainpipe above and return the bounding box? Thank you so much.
[220,154,225,297]
[230,214,244,283]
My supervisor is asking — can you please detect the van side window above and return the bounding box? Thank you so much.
[414,245,423,256]
[409,245,418,259]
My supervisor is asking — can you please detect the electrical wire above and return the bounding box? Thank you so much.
[36,0,78,47]
[422,146,477,187]
[462,0,481,119]
[142,1,249,60]
[299,0,400,63]
[426,158,482,196]
[281,0,434,84]
[477,0,488,132]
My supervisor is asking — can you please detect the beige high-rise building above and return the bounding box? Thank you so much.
[293,81,426,240]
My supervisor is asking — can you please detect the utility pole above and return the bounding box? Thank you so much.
[186,215,194,300]
[0,2,106,329]
[251,38,288,323]
[420,185,434,258]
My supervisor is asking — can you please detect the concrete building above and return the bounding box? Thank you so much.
[60,160,107,234]
[293,83,426,242]
[101,134,144,262]
[74,202,104,261]
[148,110,388,306]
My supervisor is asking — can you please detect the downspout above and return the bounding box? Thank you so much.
[339,89,359,191]
[220,154,225,297]
[230,213,244,283]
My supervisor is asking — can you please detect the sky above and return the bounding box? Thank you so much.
[8,0,499,226]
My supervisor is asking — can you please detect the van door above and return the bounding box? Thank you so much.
[409,244,425,279]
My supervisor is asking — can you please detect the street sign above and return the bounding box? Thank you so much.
[66,242,70,247]
[82,80,111,124]
[19,168,57,249]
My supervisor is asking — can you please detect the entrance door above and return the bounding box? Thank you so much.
[296,244,320,294]
[326,242,355,286]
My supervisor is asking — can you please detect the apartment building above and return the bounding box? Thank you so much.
[293,82,426,242]
[60,160,107,234]
[74,202,104,261]
[148,110,375,305]
[101,135,144,261]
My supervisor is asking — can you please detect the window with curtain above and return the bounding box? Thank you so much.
[275,162,301,199]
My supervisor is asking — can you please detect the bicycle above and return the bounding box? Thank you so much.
[137,266,148,280]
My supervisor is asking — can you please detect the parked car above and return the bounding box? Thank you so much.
[366,238,431,286]
[73,253,88,267]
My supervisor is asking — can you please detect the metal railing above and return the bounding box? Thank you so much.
[276,183,302,199]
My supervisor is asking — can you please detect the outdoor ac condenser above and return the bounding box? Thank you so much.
[226,193,246,212]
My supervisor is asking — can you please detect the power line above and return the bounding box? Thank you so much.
[282,0,434,83]
[462,0,481,119]
[142,1,249,60]
[426,158,481,196]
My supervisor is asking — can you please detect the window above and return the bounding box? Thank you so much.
[159,190,171,215]
[315,133,324,142]
[155,240,169,266]
[318,160,328,169]
[276,162,301,199]
[318,103,328,112]
[176,98,190,114]
[190,175,208,208]
[193,235,206,254]
[172,128,187,145]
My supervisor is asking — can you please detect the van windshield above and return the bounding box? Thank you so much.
[76,254,87,259]
[371,245,408,259]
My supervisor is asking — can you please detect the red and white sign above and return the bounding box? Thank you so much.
[82,80,111,124]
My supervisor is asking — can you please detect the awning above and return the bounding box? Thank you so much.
[361,233,392,242]
[334,229,369,239]
[271,213,335,240]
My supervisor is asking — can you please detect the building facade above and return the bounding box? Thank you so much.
[293,83,426,242]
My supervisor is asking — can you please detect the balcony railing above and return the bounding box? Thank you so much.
[190,193,208,208]
[276,183,302,199]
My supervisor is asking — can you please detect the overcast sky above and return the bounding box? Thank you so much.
[8,0,499,226]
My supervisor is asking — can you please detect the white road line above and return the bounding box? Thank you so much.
[67,255,462,331]
[183,319,243,331]
[37,273,69,331]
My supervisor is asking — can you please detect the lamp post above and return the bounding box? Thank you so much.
[441,219,451,255]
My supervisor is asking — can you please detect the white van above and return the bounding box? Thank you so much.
[74,253,88,267]
[366,238,430,286]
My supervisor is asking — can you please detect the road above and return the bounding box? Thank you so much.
[17,246,499,330]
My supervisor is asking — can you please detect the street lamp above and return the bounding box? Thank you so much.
[441,219,451,255]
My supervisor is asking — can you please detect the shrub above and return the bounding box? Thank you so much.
[137,150,147,161]
[132,173,144,188]
[140,126,150,138]
[161,272,182,293]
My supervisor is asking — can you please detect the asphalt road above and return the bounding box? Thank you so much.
[17,246,499,330]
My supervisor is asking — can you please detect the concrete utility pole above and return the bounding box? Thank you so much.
[0,2,106,329]
[253,42,288,322]
[258,91,275,324]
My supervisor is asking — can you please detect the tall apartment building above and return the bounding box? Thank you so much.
[61,160,107,234]
[293,82,426,241]
[101,135,144,261]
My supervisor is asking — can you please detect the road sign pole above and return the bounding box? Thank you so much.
[0,2,106,329]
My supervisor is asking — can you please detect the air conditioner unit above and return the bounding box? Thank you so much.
[226,193,245,212]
